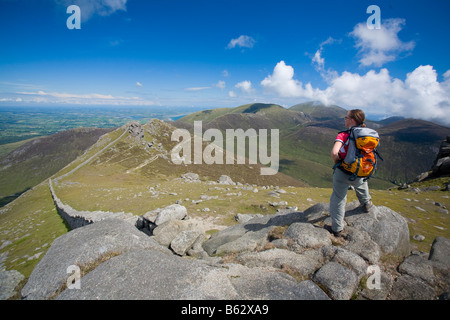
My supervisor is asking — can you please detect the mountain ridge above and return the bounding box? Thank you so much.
[0,127,113,207]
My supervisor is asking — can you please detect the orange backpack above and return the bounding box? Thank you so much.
[338,126,382,181]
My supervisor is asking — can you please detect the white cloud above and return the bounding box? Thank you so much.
[185,87,210,91]
[235,80,253,93]
[350,18,415,67]
[13,90,154,106]
[311,37,339,82]
[227,35,256,49]
[228,91,237,98]
[136,81,143,87]
[312,50,325,71]
[325,65,450,123]
[261,61,329,102]
[215,80,226,89]
[222,70,229,77]
[186,81,226,91]
[261,61,450,125]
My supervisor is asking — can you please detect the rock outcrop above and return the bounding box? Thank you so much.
[416,135,450,182]
[21,200,450,300]
[432,135,450,177]
[21,219,170,300]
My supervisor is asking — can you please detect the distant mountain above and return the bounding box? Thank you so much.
[377,116,406,126]
[0,127,113,206]
[289,101,347,121]
[176,103,312,132]
[175,102,450,188]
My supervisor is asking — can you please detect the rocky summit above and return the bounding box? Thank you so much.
[21,199,449,300]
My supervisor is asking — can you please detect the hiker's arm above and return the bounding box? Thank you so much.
[331,141,343,164]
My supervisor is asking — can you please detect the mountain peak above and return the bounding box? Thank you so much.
[236,103,284,114]
[289,102,347,121]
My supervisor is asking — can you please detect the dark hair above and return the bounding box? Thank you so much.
[348,109,366,127]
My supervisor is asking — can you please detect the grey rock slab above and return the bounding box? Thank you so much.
[170,230,203,256]
[229,269,329,300]
[237,248,324,278]
[313,261,359,300]
[398,254,436,286]
[329,247,368,280]
[154,204,187,225]
[202,211,306,255]
[153,219,205,248]
[57,249,330,300]
[429,237,450,267]
[0,269,24,300]
[284,222,331,249]
[235,213,263,224]
[215,227,274,255]
[388,275,436,300]
[21,219,168,300]
[428,237,450,291]
[345,206,410,258]
[343,226,381,264]
[218,175,234,185]
[301,203,330,223]
[357,269,393,300]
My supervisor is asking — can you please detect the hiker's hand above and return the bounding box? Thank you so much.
[331,141,343,163]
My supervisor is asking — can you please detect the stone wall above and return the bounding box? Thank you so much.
[49,179,138,230]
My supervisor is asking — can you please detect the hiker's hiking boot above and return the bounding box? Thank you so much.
[363,200,374,213]
[324,225,347,239]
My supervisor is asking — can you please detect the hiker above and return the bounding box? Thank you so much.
[326,109,374,238]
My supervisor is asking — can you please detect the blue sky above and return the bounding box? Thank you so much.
[0,0,449,124]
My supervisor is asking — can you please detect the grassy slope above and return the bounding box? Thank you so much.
[0,138,37,158]
[0,128,113,200]
[0,180,69,278]
[289,102,347,120]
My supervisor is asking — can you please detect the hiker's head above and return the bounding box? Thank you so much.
[345,109,366,128]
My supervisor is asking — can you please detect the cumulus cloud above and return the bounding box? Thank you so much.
[261,61,329,102]
[326,65,450,123]
[227,35,256,49]
[261,61,450,125]
[350,18,415,67]
[235,80,253,93]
